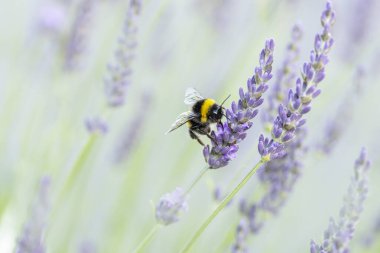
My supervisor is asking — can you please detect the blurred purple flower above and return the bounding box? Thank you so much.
[231,220,250,253]
[343,0,375,60]
[15,176,51,253]
[319,67,366,153]
[85,117,108,135]
[64,0,95,70]
[213,185,234,206]
[310,148,371,253]
[104,0,141,107]
[114,92,152,163]
[36,2,66,34]
[203,39,275,169]
[258,1,335,161]
[155,187,188,225]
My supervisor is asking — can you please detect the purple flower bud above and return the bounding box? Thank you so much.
[301,106,312,114]
[281,131,294,142]
[155,188,188,225]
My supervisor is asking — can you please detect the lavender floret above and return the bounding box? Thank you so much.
[310,148,371,253]
[155,187,188,225]
[204,39,275,169]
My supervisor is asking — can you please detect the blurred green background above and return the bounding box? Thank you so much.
[0,0,379,252]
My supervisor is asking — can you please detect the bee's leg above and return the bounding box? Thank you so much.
[203,126,215,142]
[189,129,205,146]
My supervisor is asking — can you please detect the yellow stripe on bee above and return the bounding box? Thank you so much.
[200,99,215,123]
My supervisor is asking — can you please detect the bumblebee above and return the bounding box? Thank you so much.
[166,88,230,146]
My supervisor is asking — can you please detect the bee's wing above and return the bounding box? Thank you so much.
[165,111,197,134]
[184,87,204,105]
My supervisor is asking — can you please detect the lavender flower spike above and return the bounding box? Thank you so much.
[259,1,335,161]
[104,0,141,107]
[310,148,371,253]
[204,39,275,169]
[155,187,188,225]
[231,26,306,251]
[64,0,95,70]
[264,24,303,124]
[15,176,51,253]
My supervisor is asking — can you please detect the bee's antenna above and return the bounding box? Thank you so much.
[220,94,231,108]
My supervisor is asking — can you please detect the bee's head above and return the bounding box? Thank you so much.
[209,105,224,123]
[210,94,231,123]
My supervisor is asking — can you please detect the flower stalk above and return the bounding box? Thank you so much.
[181,160,265,252]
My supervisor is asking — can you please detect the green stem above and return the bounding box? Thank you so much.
[129,166,208,253]
[180,160,265,253]
[132,224,161,253]
[58,134,97,201]
[185,166,209,195]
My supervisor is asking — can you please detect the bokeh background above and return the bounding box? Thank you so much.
[0,0,379,252]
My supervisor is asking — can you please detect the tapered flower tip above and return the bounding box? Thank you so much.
[355,147,371,172]
[321,1,336,27]
[155,188,188,225]
[265,39,275,52]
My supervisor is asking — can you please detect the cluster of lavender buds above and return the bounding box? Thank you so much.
[231,220,250,253]
[319,67,365,153]
[203,39,274,169]
[258,2,335,161]
[344,0,374,60]
[104,0,141,107]
[15,177,51,253]
[64,0,95,70]
[155,187,188,225]
[85,117,108,135]
[310,148,371,253]
[263,24,303,125]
